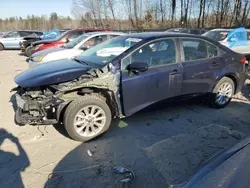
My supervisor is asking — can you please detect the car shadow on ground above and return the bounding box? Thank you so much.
[0,128,30,188]
[44,95,250,188]
[18,52,26,56]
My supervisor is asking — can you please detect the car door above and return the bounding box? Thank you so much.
[121,38,183,116]
[1,31,21,48]
[180,37,224,95]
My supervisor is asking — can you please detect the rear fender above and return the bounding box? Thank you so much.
[213,73,239,94]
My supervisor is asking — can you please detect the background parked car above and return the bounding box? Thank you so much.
[203,28,250,55]
[29,28,111,56]
[20,29,61,57]
[28,32,124,67]
[0,30,43,51]
[166,28,207,35]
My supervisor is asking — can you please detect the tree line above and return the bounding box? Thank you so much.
[1,0,250,31]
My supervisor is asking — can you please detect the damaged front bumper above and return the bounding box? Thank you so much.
[14,91,65,125]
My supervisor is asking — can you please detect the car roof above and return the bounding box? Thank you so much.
[123,32,204,40]
[17,30,43,33]
[83,31,124,37]
[69,28,110,32]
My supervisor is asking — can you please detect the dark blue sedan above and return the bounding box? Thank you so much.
[14,33,248,141]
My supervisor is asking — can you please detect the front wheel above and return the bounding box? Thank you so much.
[210,77,235,108]
[63,94,112,142]
[25,46,32,57]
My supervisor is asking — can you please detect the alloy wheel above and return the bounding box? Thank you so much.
[216,82,233,105]
[73,105,107,137]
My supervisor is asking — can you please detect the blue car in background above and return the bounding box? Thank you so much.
[203,27,250,55]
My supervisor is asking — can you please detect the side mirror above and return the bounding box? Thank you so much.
[62,37,70,43]
[80,45,90,51]
[127,62,148,74]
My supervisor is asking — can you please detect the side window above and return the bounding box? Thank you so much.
[82,35,107,48]
[19,31,30,37]
[35,32,43,36]
[5,31,20,38]
[190,30,199,35]
[122,39,176,70]
[67,31,84,40]
[109,35,120,39]
[207,42,218,57]
[182,39,207,61]
[98,35,108,42]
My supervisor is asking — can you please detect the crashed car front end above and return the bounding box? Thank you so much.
[14,86,64,125]
[13,64,123,126]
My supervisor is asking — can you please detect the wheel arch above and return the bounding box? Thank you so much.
[215,73,238,94]
[57,87,120,122]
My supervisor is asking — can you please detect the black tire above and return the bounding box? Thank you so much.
[0,43,4,51]
[25,46,32,57]
[63,94,112,142]
[210,77,235,108]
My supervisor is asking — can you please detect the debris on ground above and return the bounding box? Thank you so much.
[87,149,93,157]
[114,165,135,183]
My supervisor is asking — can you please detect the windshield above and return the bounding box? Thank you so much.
[64,34,88,49]
[203,30,230,41]
[53,31,68,41]
[76,36,143,65]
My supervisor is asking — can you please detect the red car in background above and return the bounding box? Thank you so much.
[30,28,111,54]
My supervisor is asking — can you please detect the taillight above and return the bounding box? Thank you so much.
[240,57,247,63]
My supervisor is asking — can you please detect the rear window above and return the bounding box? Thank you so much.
[182,38,218,61]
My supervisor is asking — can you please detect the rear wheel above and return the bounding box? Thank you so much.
[210,77,235,108]
[0,43,4,51]
[63,94,112,142]
[25,46,32,57]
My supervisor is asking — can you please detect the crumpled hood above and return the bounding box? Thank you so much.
[31,47,64,58]
[15,59,93,88]
[32,39,57,45]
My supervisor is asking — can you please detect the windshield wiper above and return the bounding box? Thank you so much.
[72,58,88,65]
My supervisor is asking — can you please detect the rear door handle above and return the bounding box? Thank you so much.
[170,69,179,75]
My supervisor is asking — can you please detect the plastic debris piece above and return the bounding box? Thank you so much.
[114,165,135,183]
[87,149,92,157]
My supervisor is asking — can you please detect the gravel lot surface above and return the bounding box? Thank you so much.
[0,50,250,188]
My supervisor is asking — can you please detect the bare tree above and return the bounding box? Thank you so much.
[201,0,206,27]
[171,0,176,26]
[159,0,164,26]
[107,0,116,21]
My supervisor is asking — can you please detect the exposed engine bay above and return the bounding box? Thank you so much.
[14,66,122,125]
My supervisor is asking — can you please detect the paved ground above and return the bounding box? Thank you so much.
[0,50,250,188]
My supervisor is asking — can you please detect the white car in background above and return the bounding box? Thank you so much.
[29,32,124,67]
[203,28,250,54]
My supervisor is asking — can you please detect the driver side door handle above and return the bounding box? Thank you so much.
[169,69,179,75]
